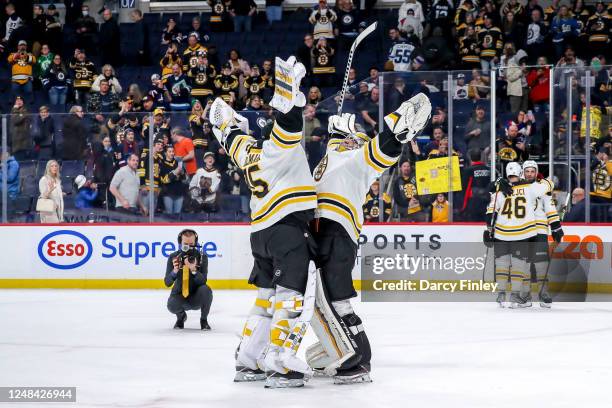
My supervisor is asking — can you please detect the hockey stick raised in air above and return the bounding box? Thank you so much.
[337,22,377,115]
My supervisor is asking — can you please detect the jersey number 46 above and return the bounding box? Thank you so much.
[501,196,527,219]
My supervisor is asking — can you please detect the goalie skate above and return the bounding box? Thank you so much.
[264,371,307,389]
[234,366,267,382]
[333,365,372,385]
[269,56,306,114]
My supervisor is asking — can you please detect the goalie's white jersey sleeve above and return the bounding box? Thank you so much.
[228,122,317,232]
[313,137,399,243]
[486,178,554,241]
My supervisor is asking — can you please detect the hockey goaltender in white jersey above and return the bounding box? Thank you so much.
[209,57,319,389]
[226,114,317,232]
[307,93,432,384]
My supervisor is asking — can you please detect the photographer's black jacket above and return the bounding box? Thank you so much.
[164,250,209,296]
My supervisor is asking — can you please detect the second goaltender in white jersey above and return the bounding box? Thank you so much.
[313,137,399,243]
[228,122,317,232]
[487,178,554,241]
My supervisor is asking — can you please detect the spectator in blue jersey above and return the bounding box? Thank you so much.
[334,0,364,51]
[550,5,580,60]
[74,175,99,209]
[0,151,20,199]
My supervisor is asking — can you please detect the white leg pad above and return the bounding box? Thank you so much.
[237,314,271,371]
[236,288,275,371]
[264,265,317,375]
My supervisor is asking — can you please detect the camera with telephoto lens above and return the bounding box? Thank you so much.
[179,243,201,267]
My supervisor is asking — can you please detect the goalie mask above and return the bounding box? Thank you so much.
[327,113,371,152]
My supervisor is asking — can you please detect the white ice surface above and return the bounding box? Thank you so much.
[1,290,612,408]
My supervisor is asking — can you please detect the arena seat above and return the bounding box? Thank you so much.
[143,13,161,25]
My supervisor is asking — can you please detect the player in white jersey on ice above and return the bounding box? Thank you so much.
[521,160,564,308]
[209,56,318,388]
[484,162,555,308]
[306,93,432,384]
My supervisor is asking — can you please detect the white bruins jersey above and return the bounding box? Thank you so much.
[487,178,554,241]
[534,191,560,235]
[228,122,316,232]
[313,137,399,243]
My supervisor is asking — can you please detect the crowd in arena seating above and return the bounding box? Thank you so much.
[0,0,610,223]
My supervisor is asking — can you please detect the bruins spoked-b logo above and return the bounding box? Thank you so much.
[313,155,328,181]
[249,83,260,93]
[318,54,329,66]
[196,73,207,84]
[371,206,380,217]
[214,3,224,13]
[319,15,329,24]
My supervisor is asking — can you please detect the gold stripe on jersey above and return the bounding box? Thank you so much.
[229,135,251,165]
[252,195,317,226]
[251,186,317,224]
[271,124,302,149]
[317,192,363,238]
[363,139,397,173]
[494,224,537,236]
[370,137,396,167]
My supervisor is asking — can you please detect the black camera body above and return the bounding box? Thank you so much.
[179,244,202,268]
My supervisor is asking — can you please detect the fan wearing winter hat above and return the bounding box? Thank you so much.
[74,175,99,209]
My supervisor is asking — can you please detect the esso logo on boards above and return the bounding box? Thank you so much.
[38,230,93,270]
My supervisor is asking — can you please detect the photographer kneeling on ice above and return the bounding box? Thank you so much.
[164,229,213,330]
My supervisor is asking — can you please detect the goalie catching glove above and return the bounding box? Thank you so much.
[384,93,432,143]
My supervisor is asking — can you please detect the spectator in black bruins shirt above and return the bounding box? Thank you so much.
[189,50,216,106]
[243,64,268,103]
[182,32,208,72]
[160,144,186,216]
[459,149,491,221]
[311,37,336,87]
[189,99,208,153]
[138,136,165,216]
[214,63,239,106]
[497,121,529,168]
[70,49,96,107]
[393,160,426,221]
[208,0,233,32]
[363,180,392,222]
